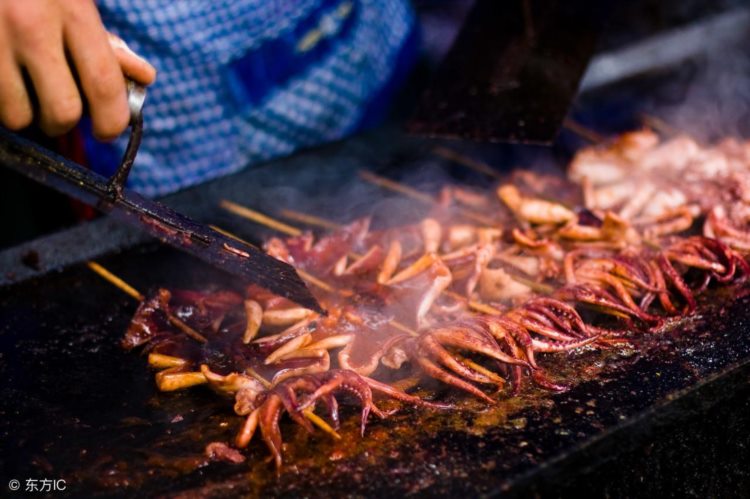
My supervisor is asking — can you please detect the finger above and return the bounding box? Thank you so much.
[0,35,33,131]
[63,6,129,140]
[18,36,82,137]
[108,33,157,85]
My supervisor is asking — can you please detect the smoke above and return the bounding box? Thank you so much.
[602,7,750,143]
[200,8,750,268]
[657,40,750,142]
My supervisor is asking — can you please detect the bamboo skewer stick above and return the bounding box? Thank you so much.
[219,203,349,291]
[87,261,208,344]
[210,224,258,248]
[212,222,337,294]
[279,209,342,231]
[562,118,606,144]
[89,259,338,439]
[167,314,209,344]
[220,200,302,237]
[359,170,496,226]
[215,212,423,336]
[444,290,503,316]
[640,113,679,138]
[87,261,144,301]
[358,170,435,205]
[511,274,555,295]
[432,146,502,179]
[301,410,343,440]
[245,367,271,388]
[225,204,508,318]
[245,367,341,440]
[455,353,506,385]
[279,213,504,316]
[296,270,337,294]
[278,211,362,262]
[389,320,419,337]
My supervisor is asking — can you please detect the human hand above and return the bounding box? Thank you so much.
[0,0,156,140]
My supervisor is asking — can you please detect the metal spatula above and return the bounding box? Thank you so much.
[0,82,323,313]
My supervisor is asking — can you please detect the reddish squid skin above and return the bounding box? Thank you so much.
[123,139,750,467]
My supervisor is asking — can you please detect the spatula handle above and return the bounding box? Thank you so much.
[106,80,146,199]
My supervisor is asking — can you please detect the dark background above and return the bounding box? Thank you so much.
[2,0,749,250]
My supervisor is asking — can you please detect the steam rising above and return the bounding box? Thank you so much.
[658,40,750,141]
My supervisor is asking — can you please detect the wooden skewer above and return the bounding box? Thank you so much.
[433,146,502,179]
[212,217,423,337]
[167,314,208,344]
[510,274,555,295]
[359,170,496,226]
[221,207,515,335]
[358,170,435,205]
[89,251,339,439]
[245,367,272,388]
[220,200,302,237]
[87,261,144,301]
[210,224,258,248]
[639,113,679,138]
[245,367,341,440]
[87,261,208,344]
[231,207,508,319]
[279,215,369,268]
[389,320,419,337]
[296,270,336,294]
[444,290,503,316]
[279,209,342,231]
[454,353,506,385]
[212,222,337,294]
[274,211,504,316]
[277,212,364,262]
[302,410,342,440]
[562,118,606,144]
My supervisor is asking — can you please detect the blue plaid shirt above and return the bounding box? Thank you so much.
[86,0,417,196]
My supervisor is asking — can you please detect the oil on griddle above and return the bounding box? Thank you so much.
[4,5,750,494]
[2,132,750,496]
[70,129,750,494]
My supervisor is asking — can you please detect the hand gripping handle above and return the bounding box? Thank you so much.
[106,80,146,199]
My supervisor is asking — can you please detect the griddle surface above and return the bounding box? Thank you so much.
[1,243,749,497]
